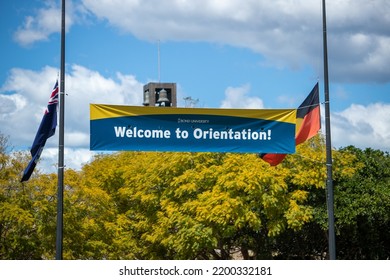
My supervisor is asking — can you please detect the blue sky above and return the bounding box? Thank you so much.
[1,0,390,172]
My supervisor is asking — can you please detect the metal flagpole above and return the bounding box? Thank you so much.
[56,0,66,260]
[322,0,336,260]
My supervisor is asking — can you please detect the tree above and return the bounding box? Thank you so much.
[79,135,356,259]
[0,132,118,259]
[0,133,44,259]
[59,169,117,259]
[333,146,390,259]
[271,143,390,260]
[4,130,387,260]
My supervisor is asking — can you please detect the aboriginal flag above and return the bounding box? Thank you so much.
[21,81,58,182]
[260,83,321,166]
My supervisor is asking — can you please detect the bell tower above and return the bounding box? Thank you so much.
[143,82,177,107]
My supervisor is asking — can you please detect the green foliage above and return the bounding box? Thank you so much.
[333,147,390,259]
[0,134,45,259]
[271,144,390,260]
[1,131,389,259]
[76,138,336,259]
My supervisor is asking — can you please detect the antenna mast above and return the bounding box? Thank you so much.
[158,40,161,83]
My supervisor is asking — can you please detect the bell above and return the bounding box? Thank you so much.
[157,89,169,103]
[143,90,150,105]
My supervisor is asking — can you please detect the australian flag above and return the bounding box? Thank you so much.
[21,81,59,182]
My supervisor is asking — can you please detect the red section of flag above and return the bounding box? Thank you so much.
[261,83,320,166]
[295,105,321,145]
[261,153,287,166]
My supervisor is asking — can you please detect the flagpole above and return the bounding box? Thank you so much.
[322,0,336,260]
[56,0,65,260]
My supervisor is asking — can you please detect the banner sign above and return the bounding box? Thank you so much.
[90,104,296,154]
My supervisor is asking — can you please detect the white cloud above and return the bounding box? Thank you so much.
[330,103,390,151]
[0,64,144,173]
[64,65,143,148]
[12,0,390,82]
[38,147,99,173]
[78,0,390,83]
[13,0,74,46]
[220,84,264,109]
[0,94,27,116]
[0,66,59,143]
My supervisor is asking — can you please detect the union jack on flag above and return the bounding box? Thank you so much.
[46,80,59,113]
[21,80,59,182]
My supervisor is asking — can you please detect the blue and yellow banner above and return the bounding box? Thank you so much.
[90,104,296,153]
